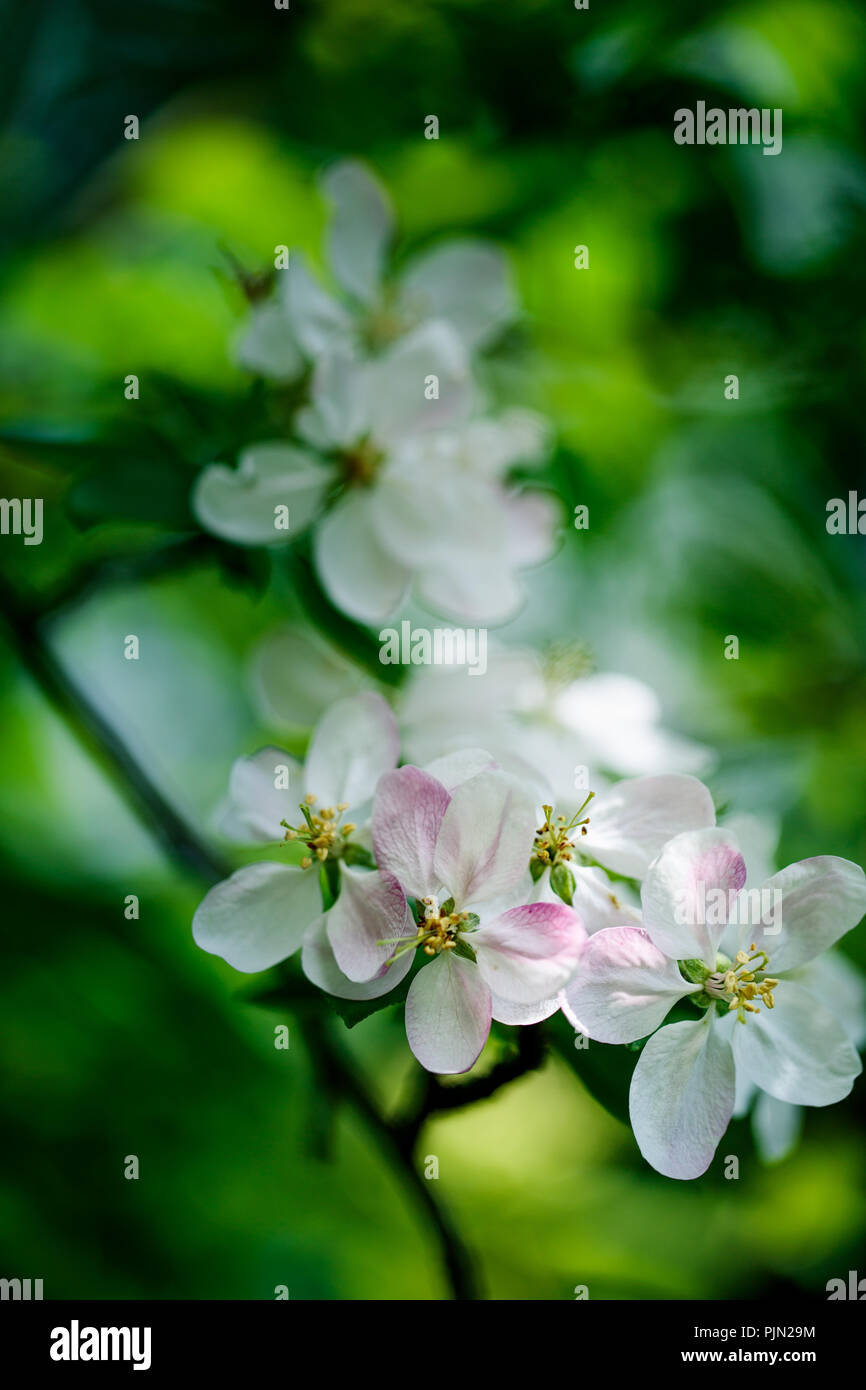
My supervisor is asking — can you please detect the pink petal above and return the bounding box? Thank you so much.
[475,901,586,1005]
[302,914,413,1000]
[433,768,536,907]
[561,926,698,1044]
[325,867,409,982]
[372,765,451,898]
[641,827,747,967]
[405,953,492,1074]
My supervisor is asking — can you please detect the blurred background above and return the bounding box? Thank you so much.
[1,0,865,1299]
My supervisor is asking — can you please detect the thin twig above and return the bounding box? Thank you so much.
[395,1025,546,1151]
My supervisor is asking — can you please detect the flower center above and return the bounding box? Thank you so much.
[703,946,779,1024]
[281,793,356,869]
[338,435,384,488]
[540,640,595,693]
[361,285,421,351]
[416,896,468,955]
[377,894,480,967]
[531,795,594,871]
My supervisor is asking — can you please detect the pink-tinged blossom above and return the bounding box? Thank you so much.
[193,693,403,975]
[564,827,866,1179]
[307,753,586,1074]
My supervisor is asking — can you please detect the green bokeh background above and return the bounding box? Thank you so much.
[1,0,865,1299]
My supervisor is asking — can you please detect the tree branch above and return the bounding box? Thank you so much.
[0,571,231,884]
[0,568,492,1299]
[395,1025,547,1152]
[302,1015,482,1300]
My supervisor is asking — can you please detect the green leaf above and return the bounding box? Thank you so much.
[328,964,417,1029]
[550,861,574,905]
[546,1012,637,1127]
[67,455,195,530]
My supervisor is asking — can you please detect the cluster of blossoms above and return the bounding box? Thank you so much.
[192,159,558,626]
[190,689,866,1180]
[188,161,866,1182]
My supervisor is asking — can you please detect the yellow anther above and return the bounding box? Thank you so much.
[531,796,594,873]
[717,946,778,1023]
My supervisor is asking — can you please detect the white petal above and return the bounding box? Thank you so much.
[217,747,303,844]
[433,769,536,908]
[561,926,698,1043]
[405,952,492,1074]
[234,301,303,380]
[417,549,523,626]
[302,912,412,1000]
[366,320,470,446]
[370,457,503,569]
[296,350,370,450]
[304,691,399,810]
[583,774,717,881]
[193,444,333,545]
[745,856,866,973]
[723,812,780,890]
[372,765,451,898]
[192,861,321,972]
[325,867,409,983]
[503,488,561,567]
[282,252,354,358]
[550,863,641,935]
[491,992,562,1025]
[789,950,866,1048]
[322,159,392,304]
[732,980,862,1106]
[629,1016,735,1179]
[448,410,552,477]
[640,827,746,966]
[399,240,515,349]
[250,624,367,731]
[733,1068,757,1118]
[553,674,713,779]
[752,1091,803,1164]
[314,492,411,624]
[422,748,497,791]
[475,901,585,1004]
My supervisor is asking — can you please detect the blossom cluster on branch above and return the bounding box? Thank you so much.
[188,161,866,1182]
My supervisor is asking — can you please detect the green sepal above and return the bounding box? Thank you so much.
[529,857,546,883]
[679,958,710,985]
[461,913,480,931]
[550,861,574,905]
[452,938,478,963]
[342,842,376,869]
[323,857,341,902]
[440,896,455,916]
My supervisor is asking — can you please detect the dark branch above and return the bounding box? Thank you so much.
[0,572,230,885]
[395,1025,547,1151]
[302,1015,482,1300]
[0,567,491,1300]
